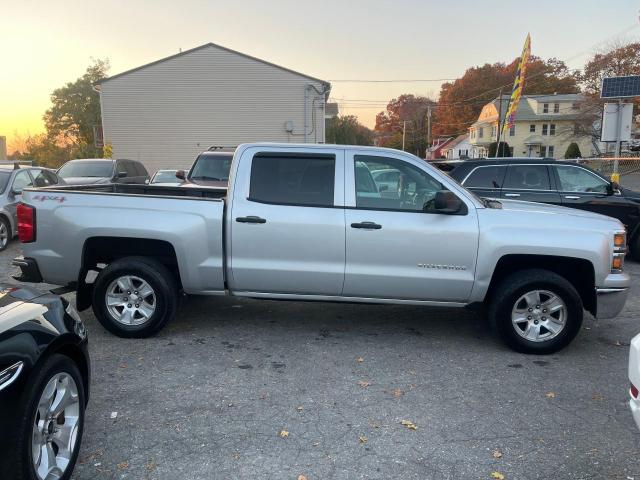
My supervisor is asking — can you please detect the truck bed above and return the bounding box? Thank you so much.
[20,184,227,294]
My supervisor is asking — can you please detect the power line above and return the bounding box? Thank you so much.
[329,78,457,83]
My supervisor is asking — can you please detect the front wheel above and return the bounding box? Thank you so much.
[488,269,583,354]
[92,256,178,338]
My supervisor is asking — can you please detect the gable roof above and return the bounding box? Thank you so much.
[441,133,469,151]
[95,42,330,88]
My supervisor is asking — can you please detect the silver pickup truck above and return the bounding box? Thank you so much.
[13,143,630,354]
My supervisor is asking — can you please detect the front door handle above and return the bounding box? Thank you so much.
[236,216,266,224]
[351,221,382,230]
[564,195,580,200]
[504,193,520,198]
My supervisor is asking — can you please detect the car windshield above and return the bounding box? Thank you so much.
[151,171,179,183]
[189,154,233,181]
[0,171,11,194]
[58,161,113,178]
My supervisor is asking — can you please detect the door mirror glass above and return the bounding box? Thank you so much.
[432,190,464,214]
[175,170,186,180]
[117,171,127,178]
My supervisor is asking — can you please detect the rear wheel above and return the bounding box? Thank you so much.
[0,216,11,251]
[92,257,178,338]
[488,269,583,354]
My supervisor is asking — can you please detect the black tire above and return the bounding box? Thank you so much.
[488,269,583,354]
[12,354,86,480]
[92,256,178,338]
[0,216,11,252]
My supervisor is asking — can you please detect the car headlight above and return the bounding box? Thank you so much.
[64,300,87,339]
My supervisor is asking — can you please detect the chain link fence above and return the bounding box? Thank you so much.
[575,155,640,190]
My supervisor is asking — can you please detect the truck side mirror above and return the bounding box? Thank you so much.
[607,181,619,195]
[117,171,127,178]
[175,170,186,180]
[432,190,464,214]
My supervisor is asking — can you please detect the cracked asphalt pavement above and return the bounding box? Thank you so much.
[2,241,639,479]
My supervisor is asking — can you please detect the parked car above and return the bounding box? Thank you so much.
[177,150,233,188]
[444,158,640,261]
[0,283,89,480]
[630,333,640,430]
[150,169,183,186]
[14,143,630,354]
[0,164,65,251]
[57,158,149,185]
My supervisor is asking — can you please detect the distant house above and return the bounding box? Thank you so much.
[96,43,331,172]
[426,137,454,160]
[441,134,471,159]
[469,94,595,159]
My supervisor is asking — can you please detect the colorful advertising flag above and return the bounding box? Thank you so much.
[501,34,531,136]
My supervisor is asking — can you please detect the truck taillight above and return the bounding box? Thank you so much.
[17,204,35,243]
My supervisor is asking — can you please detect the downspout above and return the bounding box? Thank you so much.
[304,85,309,143]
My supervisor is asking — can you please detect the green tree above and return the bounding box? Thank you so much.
[582,42,640,96]
[564,142,582,159]
[326,115,374,145]
[488,141,511,157]
[9,134,72,168]
[44,59,109,158]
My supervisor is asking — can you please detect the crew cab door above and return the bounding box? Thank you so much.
[229,148,346,295]
[552,163,637,226]
[500,164,561,204]
[343,152,478,302]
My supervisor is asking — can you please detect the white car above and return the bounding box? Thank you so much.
[629,333,640,429]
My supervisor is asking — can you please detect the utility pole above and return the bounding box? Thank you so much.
[402,120,406,151]
[495,88,503,157]
[614,99,623,176]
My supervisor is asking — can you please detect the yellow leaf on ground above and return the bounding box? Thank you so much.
[357,380,371,388]
[279,430,289,438]
[491,472,505,480]
[357,357,364,363]
[117,461,129,470]
[400,419,417,430]
[359,435,368,444]
[545,392,556,399]
[492,449,503,459]
[592,393,603,401]
[298,475,308,480]
[392,388,404,398]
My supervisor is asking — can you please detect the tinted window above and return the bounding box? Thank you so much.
[463,166,506,189]
[123,161,137,177]
[58,161,114,178]
[31,169,55,187]
[354,155,447,212]
[151,171,179,183]
[0,172,11,193]
[556,165,609,193]
[42,170,60,185]
[190,154,233,181]
[504,165,551,190]
[249,154,335,207]
[12,170,33,193]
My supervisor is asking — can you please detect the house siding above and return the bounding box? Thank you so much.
[99,45,328,171]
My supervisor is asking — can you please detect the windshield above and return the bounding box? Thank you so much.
[189,154,233,181]
[58,161,113,178]
[0,171,11,194]
[151,170,179,183]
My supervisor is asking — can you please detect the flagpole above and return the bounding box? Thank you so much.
[495,88,503,158]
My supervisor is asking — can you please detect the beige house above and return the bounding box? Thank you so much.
[96,43,330,171]
[469,94,595,159]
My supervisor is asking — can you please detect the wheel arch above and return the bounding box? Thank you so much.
[485,254,596,316]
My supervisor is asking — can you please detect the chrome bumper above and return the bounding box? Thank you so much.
[595,287,629,319]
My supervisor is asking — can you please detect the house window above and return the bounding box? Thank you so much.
[543,103,549,113]
[548,145,555,157]
[540,146,546,157]
[479,128,484,138]
[550,124,556,135]
[574,123,579,135]
[509,147,514,156]
[509,125,516,137]
[542,124,548,135]
[530,124,536,133]
[553,103,560,113]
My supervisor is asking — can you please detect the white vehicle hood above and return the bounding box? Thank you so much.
[492,198,615,222]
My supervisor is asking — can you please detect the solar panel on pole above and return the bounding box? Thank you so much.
[601,76,640,99]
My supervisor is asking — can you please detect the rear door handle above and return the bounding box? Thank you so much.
[351,221,382,230]
[236,216,266,224]
[504,193,520,198]
[564,195,580,200]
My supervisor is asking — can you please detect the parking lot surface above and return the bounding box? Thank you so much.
[3,241,639,479]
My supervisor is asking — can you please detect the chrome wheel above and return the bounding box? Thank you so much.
[511,289,567,342]
[105,275,156,325]
[0,221,8,248]
[31,373,80,480]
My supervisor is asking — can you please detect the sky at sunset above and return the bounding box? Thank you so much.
[1,0,639,152]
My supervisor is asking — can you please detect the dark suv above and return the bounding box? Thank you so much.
[57,158,149,185]
[444,158,640,259]
[177,150,233,188]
